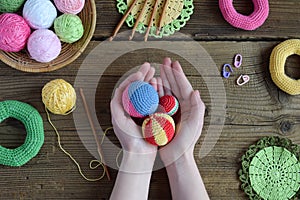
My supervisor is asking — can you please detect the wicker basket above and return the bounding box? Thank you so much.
[0,0,96,73]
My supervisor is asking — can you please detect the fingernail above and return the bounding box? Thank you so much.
[195,90,200,97]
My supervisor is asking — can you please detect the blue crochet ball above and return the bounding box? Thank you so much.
[122,81,159,118]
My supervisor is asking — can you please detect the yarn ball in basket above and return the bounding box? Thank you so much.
[42,79,76,115]
[158,95,179,116]
[54,0,85,14]
[23,0,57,29]
[27,29,61,63]
[0,13,31,52]
[54,14,84,43]
[122,81,159,118]
[142,113,175,146]
[0,0,26,13]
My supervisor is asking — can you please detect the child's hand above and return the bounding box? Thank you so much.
[151,58,206,166]
[110,63,157,156]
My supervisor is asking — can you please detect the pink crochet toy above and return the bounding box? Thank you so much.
[219,0,269,30]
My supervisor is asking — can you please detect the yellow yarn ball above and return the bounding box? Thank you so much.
[42,79,76,115]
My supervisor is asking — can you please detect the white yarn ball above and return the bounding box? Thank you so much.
[23,0,57,29]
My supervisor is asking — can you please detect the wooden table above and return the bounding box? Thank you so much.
[1,0,300,199]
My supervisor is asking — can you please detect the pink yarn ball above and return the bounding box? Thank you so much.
[0,13,31,52]
[27,29,61,63]
[54,0,85,14]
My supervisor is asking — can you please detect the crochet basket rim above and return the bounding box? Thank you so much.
[0,0,96,73]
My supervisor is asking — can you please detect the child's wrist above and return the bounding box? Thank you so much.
[119,150,156,174]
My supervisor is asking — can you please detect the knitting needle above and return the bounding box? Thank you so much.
[79,88,111,181]
[144,0,160,41]
[110,0,138,41]
[129,0,149,40]
[157,0,169,35]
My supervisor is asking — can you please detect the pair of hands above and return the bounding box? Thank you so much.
[110,58,205,167]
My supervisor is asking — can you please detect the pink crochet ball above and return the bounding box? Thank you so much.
[27,29,62,63]
[122,81,159,118]
[0,13,31,52]
[54,0,85,14]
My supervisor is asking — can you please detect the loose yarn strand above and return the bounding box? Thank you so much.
[101,127,123,170]
[45,107,106,182]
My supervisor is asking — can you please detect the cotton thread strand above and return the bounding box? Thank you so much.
[45,107,106,182]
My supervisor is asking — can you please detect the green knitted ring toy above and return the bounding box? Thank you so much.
[0,100,44,167]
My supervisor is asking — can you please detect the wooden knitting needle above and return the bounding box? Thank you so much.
[79,88,111,181]
[157,0,169,35]
[144,0,160,41]
[129,0,149,40]
[110,0,138,41]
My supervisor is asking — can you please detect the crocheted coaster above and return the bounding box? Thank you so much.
[0,100,44,167]
[116,0,194,38]
[239,136,300,200]
[270,39,300,95]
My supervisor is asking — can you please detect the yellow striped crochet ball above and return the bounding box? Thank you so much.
[142,113,175,146]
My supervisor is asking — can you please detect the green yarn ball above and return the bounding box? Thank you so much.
[0,0,26,13]
[54,14,84,44]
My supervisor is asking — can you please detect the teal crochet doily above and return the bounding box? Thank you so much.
[116,0,194,38]
[239,136,300,200]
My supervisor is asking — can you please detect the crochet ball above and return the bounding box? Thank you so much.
[122,81,159,118]
[54,14,84,43]
[0,0,26,13]
[142,113,175,146]
[159,95,179,116]
[0,13,31,52]
[27,29,61,63]
[54,0,85,14]
[42,79,77,115]
[23,0,57,29]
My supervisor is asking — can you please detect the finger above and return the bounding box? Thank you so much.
[150,77,157,91]
[160,59,172,94]
[188,90,205,123]
[111,88,127,120]
[156,77,165,97]
[172,61,194,99]
[118,71,143,91]
[144,67,155,82]
[164,60,181,99]
[138,62,151,78]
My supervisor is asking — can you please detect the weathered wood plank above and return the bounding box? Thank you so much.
[1,41,300,199]
[95,0,300,40]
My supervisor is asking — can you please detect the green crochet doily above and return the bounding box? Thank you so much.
[239,136,300,200]
[116,0,194,38]
[0,100,44,167]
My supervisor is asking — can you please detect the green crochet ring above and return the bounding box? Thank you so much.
[239,136,300,200]
[0,100,44,167]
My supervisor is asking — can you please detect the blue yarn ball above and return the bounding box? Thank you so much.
[122,81,159,118]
